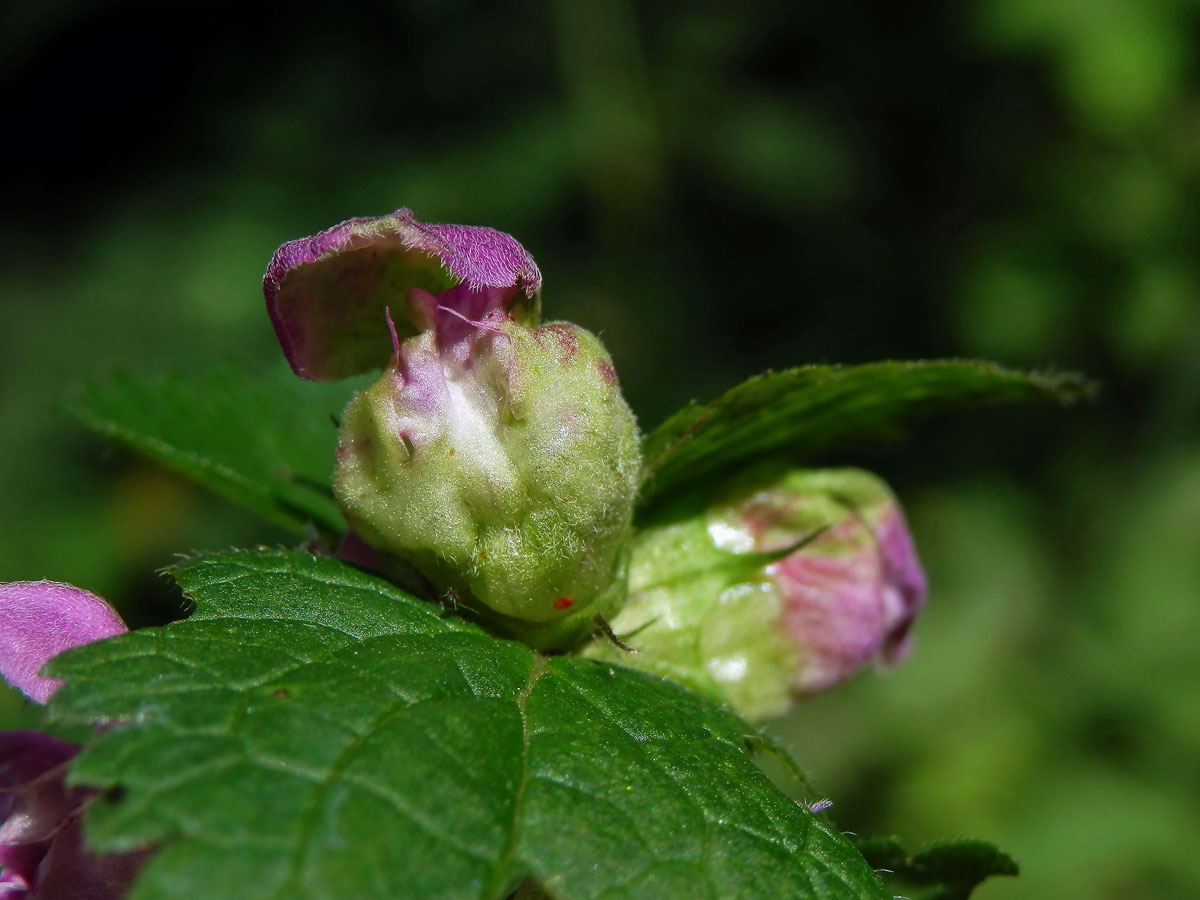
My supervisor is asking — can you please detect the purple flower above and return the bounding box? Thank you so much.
[0,732,142,900]
[0,582,142,899]
[264,208,542,381]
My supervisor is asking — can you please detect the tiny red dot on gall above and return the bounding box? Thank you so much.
[553,597,574,610]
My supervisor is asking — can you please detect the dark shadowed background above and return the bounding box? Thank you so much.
[2,2,1198,898]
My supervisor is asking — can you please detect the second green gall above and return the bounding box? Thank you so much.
[584,467,926,720]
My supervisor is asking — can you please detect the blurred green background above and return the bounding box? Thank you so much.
[1,1,1198,897]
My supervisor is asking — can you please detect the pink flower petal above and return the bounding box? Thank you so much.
[0,583,126,705]
[773,502,926,693]
[264,208,542,381]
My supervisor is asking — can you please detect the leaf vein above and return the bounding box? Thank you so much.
[482,653,547,898]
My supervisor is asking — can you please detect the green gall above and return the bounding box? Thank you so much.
[334,310,641,649]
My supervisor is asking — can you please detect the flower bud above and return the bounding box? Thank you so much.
[583,468,926,721]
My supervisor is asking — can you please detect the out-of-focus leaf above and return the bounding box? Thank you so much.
[49,549,888,900]
[857,837,1018,900]
[639,360,1091,508]
[69,368,356,535]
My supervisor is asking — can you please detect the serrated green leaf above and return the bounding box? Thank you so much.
[856,837,1018,900]
[69,367,360,534]
[48,549,887,900]
[639,360,1092,507]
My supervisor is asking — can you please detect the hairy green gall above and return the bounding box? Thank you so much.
[265,211,641,648]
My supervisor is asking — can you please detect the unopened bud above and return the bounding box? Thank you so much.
[584,468,926,720]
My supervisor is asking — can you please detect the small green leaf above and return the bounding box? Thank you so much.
[857,837,1018,900]
[69,367,359,534]
[639,360,1092,508]
[48,549,887,900]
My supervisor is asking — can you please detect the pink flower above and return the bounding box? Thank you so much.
[0,582,143,899]
[0,731,142,900]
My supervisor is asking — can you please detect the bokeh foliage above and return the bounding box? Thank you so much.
[1,1,1198,898]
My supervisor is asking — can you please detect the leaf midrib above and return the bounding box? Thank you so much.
[483,653,548,899]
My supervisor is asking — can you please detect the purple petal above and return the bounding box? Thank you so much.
[335,530,384,571]
[0,732,145,900]
[721,470,928,695]
[875,506,928,663]
[23,822,146,900]
[264,208,542,381]
[0,733,77,794]
[772,505,927,694]
[772,520,891,693]
[0,732,81,895]
[0,583,126,705]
